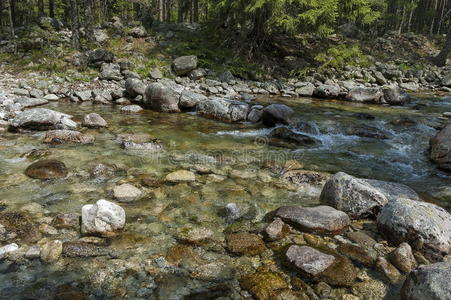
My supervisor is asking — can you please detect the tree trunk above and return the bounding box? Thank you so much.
[7,0,14,39]
[69,0,80,49]
[193,0,198,22]
[434,27,451,66]
[49,0,55,18]
[84,0,94,42]
[38,0,45,17]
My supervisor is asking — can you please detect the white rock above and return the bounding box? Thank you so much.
[0,243,19,259]
[81,199,126,236]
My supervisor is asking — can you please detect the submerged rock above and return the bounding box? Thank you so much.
[82,113,107,128]
[113,183,142,202]
[43,130,95,144]
[344,125,391,139]
[261,104,294,127]
[25,160,68,179]
[81,200,126,236]
[40,240,63,263]
[226,233,265,256]
[269,127,320,146]
[10,108,77,131]
[320,172,419,219]
[401,262,451,300]
[165,170,195,183]
[275,205,350,235]
[62,242,112,257]
[377,197,451,257]
[376,256,402,284]
[120,105,143,113]
[240,270,289,300]
[430,124,451,173]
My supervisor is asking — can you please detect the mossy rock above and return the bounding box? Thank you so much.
[240,270,289,300]
[226,233,265,256]
[0,212,41,243]
[318,254,359,287]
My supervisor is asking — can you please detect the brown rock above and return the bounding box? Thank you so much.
[264,218,287,241]
[376,256,402,284]
[240,270,288,300]
[25,160,68,179]
[227,233,265,256]
[337,243,376,267]
[389,242,417,273]
[43,130,95,144]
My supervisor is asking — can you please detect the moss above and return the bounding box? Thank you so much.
[240,269,289,300]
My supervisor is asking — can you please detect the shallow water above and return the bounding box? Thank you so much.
[0,95,450,298]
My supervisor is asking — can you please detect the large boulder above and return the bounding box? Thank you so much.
[401,262,451,300]
[346,87,383,103]
[179,90,207,108]
[377,198,451,257]
[430,124,451,173]
[382,86,410,105]
[196,98,249,122]
[261,104,294,127]
[81,199,126,236]
[313,84,341,99]
[100,63,122,81]
[82,113,107,128]
[125,78,146,98]
[274,205,350,235]
[144,82,181,112]
[172,55,198,76]
[25,160,68,179]
[87,49,114,66]
[320,172,419,219]
[10,108,77,131]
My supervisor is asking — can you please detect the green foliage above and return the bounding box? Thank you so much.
[315,44,370,69]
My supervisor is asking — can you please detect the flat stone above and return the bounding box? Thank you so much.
[43,130,95,144]
[10,108,77,131]
[165,170,195,183]
[286,245,335,276]
[15,97,48,108]
[120,105,143,113]
[275,205,350,235]
[62,242,112,257]
[113,183,142,202]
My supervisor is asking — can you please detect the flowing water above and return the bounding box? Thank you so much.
[0,94,450,298]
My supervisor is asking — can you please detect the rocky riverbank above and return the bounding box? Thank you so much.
[1,19,451,300]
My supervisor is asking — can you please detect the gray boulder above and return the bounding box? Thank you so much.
[10,108,77,131]
[275,205,350,234]
[295,82,315,97]
[247,105,263,123]
[144,82,181,112]
[172,55,198,76]
[430,124,451,173]
[401,262,451,300]
[179,90,207,108]
[82,113,107,128]
[383,86,410,105]
[100,63,122,81]
[314,84,341,98]
[196,97,249,122]
[14,97,48,108]
[377,198,451,256]
[320,172,419,219]
[125,78,146,98]
[261,104,294,127]
[441,73,451,87]
[346,87,383,103]
[87,49,114,66]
